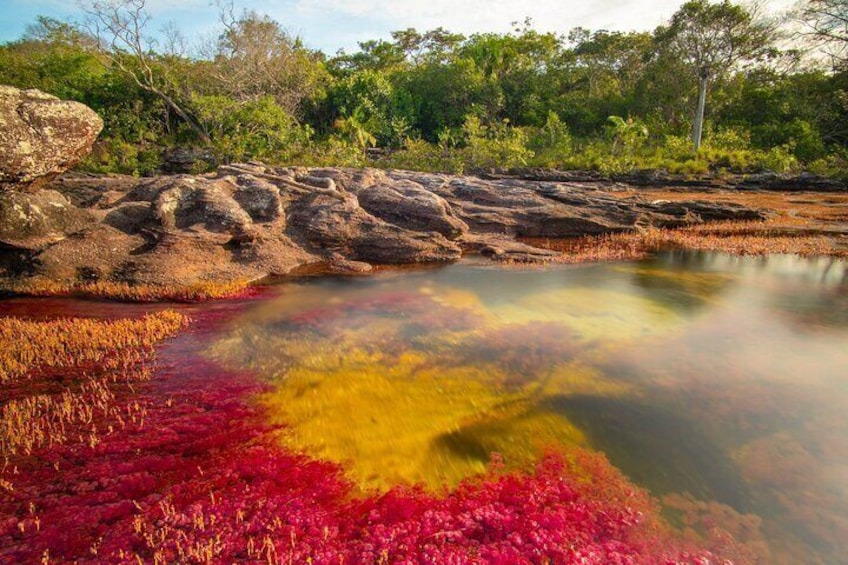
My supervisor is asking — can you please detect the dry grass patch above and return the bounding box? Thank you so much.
[524,190,848,263]
[525,223,844,264]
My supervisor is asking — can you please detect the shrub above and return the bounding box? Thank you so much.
[78,138,160,176]
[192,94,313,164]
[755,145,800,173]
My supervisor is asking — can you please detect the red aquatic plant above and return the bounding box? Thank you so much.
[0,300,749,564]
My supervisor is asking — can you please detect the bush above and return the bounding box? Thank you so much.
[298,136,368,168]
[77,138,160,176]
[807,151,848,180]
[528,111,573,167]
[755,145,800,173]
[461,116,534,169]
[382,138,465,174]
[706,127,752,151]
[192,95,313,164]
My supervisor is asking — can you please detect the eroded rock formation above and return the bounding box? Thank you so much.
[0,162,768,288]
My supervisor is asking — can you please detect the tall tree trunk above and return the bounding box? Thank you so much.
[692,66,709,151]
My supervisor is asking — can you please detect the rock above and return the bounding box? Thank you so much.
[151,177,253,240]
[0,163,774,291]
[232,176,285,222]
[439,177,638,237]
[160,146,216,174]
[34,224,146,282]
[103,202,153,234]
[355,179,468,239]
[648,199,764,224]
[290,191,462,264]
[48,172,139,207]
[463,234,559,263]
[0,189,94,250]
[485,167,848,192]
[327,253,374,274]
[298,175,337,191]
[0,86,103,190]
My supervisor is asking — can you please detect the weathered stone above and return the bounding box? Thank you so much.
[34,225,146,282]
[356,179,468,239]
[648,199,765,224]
[232,175,284,222]
[152,177,253,237]
[484,166,848,192]
[462,234,560,263]
[49,172,139,207]
[0,162,778,290]
[291,191,462,264]
[0,189,94,250]
[103,202,153,234]
[0,86,103,190]
[160,146,216,174]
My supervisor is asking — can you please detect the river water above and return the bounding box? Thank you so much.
[206,252,848,563]
[2,251,846,563]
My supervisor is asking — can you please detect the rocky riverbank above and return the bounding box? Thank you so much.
[0,163,773,291]
[2,85,845,299]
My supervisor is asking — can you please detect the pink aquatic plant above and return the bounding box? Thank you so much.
[0,300,748,564]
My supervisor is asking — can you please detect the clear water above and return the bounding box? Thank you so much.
[207,252,848,564]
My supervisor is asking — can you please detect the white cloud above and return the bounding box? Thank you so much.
[291,0,685,37]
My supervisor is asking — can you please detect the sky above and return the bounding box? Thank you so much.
[0,0,797,55]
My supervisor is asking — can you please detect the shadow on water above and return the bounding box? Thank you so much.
[543,394,752,512]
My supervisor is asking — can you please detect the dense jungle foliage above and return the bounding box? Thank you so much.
[2,0,847,177]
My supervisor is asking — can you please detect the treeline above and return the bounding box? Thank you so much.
[1,0,847,177]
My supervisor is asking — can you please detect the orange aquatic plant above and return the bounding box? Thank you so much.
[0,310,187,459]
[0,279,252,303]
[0,310,188,383]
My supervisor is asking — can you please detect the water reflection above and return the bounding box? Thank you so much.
[207,252,848,564]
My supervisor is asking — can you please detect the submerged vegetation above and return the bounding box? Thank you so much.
[0,311,187,458]
[1,254,845,562]
[1,0,847,177]
[0,288,764,563]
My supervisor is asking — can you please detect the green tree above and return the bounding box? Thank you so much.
[656,0,777,150]
[82,0,210,143]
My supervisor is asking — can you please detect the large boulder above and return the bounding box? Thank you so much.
[0,86,103,190]
[355,179,468,239]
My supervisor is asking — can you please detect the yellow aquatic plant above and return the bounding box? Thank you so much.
[260,348,601,491]
[489,287,685,342]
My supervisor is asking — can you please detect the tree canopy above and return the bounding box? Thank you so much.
[0,0,845,177]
